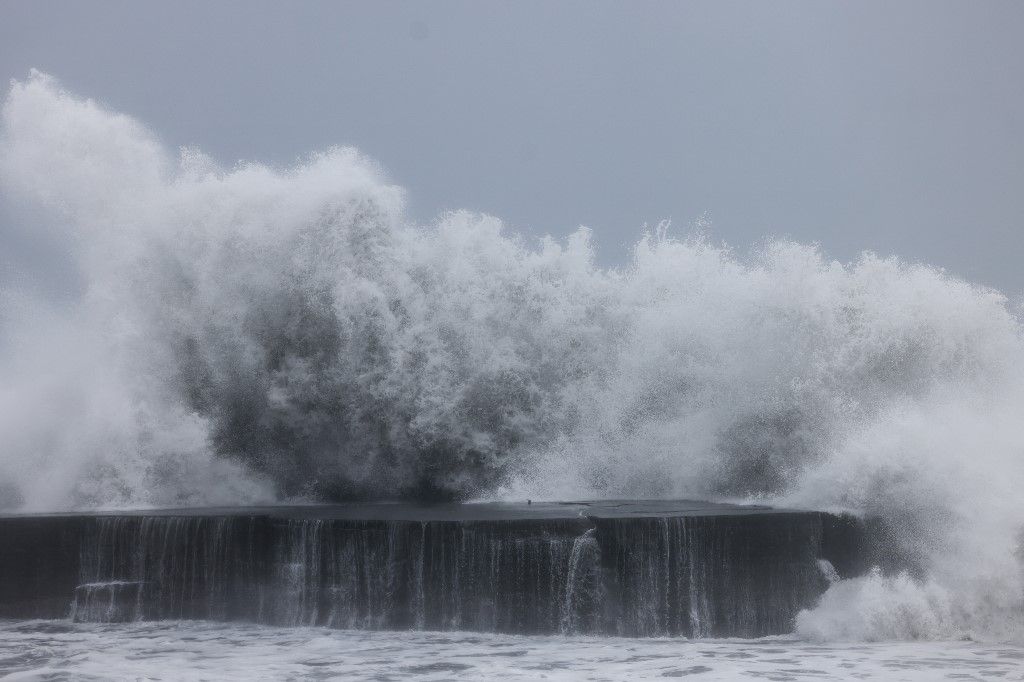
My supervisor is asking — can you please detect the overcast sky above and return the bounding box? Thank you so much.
[2,0,1023,296]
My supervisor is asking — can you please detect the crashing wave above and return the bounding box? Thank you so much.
[1,71,1022,641]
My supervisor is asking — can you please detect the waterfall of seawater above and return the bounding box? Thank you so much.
[53,512,833,637]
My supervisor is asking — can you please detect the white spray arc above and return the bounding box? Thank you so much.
[0,72,1022,641]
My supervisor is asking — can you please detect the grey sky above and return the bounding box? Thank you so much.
[2,1,1023,296]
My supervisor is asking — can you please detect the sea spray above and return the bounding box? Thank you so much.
[1,71,1022,640]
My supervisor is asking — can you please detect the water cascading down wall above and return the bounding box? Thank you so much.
[0,501,870,637]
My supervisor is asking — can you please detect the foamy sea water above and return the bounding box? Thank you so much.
[1,620,1021,681]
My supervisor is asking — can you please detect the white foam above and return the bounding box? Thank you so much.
[1,620,1022,681]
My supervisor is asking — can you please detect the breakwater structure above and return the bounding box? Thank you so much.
[0,500,880,637]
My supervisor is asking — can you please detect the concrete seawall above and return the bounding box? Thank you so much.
[0,500,873,637]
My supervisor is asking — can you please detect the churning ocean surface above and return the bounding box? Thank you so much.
[1,620,1022,682]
